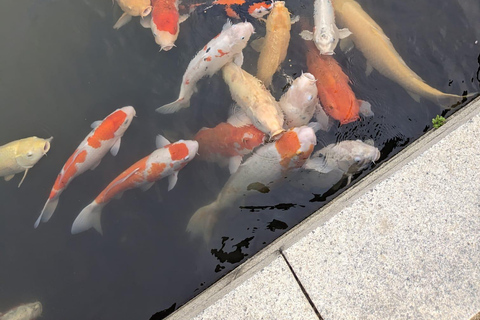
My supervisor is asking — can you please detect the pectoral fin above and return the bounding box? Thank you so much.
[228,156,242,174]
[18,169,29,188]
[156,135,171,148]
[304,157,332,173]
[338,27,352,39]
[179,14,189,23]
[365,62,374,77]
[113,12,132,29]
[359,100,374,117]
[91,120,102,129]
[232,52,244,67]
[299,30,314,41]
[339,37,354,53]
[290,15,299,24]
[250,37,265,52]
[140,17,151,28]
[407,91,421,103]
[141,182,154,192]
[90,160,101,170]
[110,139,121,156]
[314,103,332,131]
[168,172,178,191]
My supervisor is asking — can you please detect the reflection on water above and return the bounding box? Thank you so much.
[0,0,479,319]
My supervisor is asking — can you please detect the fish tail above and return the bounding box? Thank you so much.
[71,202,105,235]
[435,92,478,109]
[34,197,59,228]
[156,98,190,114]
[186,200,222,243]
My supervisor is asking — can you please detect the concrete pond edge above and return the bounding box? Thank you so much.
[166,96,480,320]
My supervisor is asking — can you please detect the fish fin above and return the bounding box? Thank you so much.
[338,27,352,39]
[34,197,60,228]
[179,14,189,23]
[140,17,151,28]
[110,138,121,156]
[71,202,105,235]
[290,15,300,24]
[250,37,265,52]
[222,19,233,31]
[186,200,221,242]
[113,12,132,29]
[337,160,351,173]
[365,62,374,77]
[141,182,154,192]
[227,106,252,127]
[90,160,101,170]
[4,174,14,181]
[114,191,124,199]
[228,156,242,174]
[90,120,102,129]
[232,52,244,67]
[346,174,353,185]
[407,91,421,103]
[359,100,374,117]
[17,169,29,188]
[299,30,314,41]
[168,172,178,191]
[156,98,190,114]
[364,139,375,147]
[156,135,171,148]
[339,37,354,53]
[314,104,332,131]
[304,156,332,173]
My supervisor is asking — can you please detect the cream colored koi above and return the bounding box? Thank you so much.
[114,0,153,29]
[222,62,285,139]
[332,0,466,107]
[0,137,52,188]
[256,1,291,88]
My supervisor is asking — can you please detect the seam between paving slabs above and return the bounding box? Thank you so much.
[167,96,480,320]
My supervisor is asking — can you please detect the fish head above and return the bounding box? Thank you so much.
[27,302,43,317]
[280,73,318,127]
[228,22,255,51]
[295,72,319,107]
[238,126,266,150]
[275,126,316,170]
[15,137,52,169]
[113,106,136,137]
[150,15,178,51]
[248,1,273,19]
[314,26,337,55]
[167,140,199,170]
[321,87,359,125]
[123,0,152,17]
[332,140,380,174]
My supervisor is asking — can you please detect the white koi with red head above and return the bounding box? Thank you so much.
[71,136,198,235]
[34,106,136,229]
[156,21,254,114]
[187,126,316,242]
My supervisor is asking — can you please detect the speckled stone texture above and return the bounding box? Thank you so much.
[284,112,480,319]
[192,256,318,320]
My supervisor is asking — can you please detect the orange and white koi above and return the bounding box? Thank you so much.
[140,0,189,51]
[71,136,198,235]
[210,0,272,20]
[34,106,136,228]
[305,40,373,124]
[113,0,152,29]
[187,126,316,242]
[156,21,254,114]
[255,1,291,88]
[194,112,266,174]
[222,62,285,139]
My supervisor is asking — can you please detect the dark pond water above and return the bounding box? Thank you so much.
[0,0,479,319]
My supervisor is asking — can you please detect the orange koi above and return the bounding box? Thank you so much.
[71,136,198,235]
[34,106,136,228]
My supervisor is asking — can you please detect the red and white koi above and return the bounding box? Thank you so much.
[140,0,189,51]
[113,0,153,29]
[209,0,273,20]
[187,126,317,242]
[71,136,198,235]
[156,21,254,114]
[34,106,136,228]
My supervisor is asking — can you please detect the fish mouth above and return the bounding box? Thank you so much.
[44,137,53,154]
[270,129,285,140]
[303,73,316,82]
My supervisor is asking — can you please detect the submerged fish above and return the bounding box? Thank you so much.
[71,136,198,235]
[34,106,136,228]
[222,62,285,138]
[305,139,380,184]
[299,0,351,55]
[0,302,42,320]
[156,21,254,114]
[305,40,373,124]
[187,126,317,241]
[255,1,291,88]
[114,0,153,29]
[279,72,320,128]
[140,0,189,51]
[207,0,273,20]
[194,112,266,174]
[0,136,52,188]
[332,0,467,106]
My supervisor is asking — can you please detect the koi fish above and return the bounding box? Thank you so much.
[305,139,380,184]
[279,72,321,128]
[156,21,254,114]
[332,0,468,106]
[187,126,317,242]
[34,106,136,228]
[71,136,198,235]
[222,62,285,138]
[113,0,153,29]
[140,0,189,51]
[0,136,52,188]
[254,1,291,88]
[0,302,42,320]
[207,0,273,20]
[194,111,266,174]
[305,40,373,124]
[299,0,351,55]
